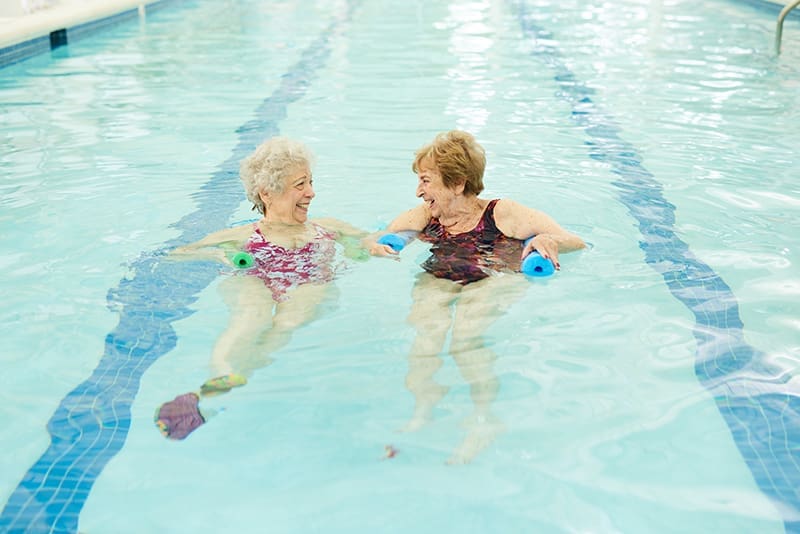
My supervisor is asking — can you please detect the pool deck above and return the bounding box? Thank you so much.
[0,0,169,67]
[0,0,157,49]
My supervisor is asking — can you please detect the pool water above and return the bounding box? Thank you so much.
[1,0,798,532]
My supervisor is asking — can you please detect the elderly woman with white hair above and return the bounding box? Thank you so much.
[155,136,365,440]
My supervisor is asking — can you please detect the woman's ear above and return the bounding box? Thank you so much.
[259,190,271,207]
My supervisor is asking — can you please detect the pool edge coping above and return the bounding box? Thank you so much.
[0,0,173,68]
[1,0,154,47]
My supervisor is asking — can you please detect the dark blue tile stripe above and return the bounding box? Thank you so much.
[62,7,141,44]
[511,1,799,530]
[0,35,51,68]
[0,4,356,532]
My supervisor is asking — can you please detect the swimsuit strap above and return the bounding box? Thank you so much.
[312,222,336,240]
[463,198,502,244]
[249,222,263,243]
[480,199,501,239]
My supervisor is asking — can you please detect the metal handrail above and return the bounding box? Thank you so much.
[776,0,800,54]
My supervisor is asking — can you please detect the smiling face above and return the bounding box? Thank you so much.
[415,156,461,219]
[260,164,315,224]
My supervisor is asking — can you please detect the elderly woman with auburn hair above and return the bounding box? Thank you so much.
[368,130,585,463]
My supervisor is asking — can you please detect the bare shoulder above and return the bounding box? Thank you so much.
[387,203,431,232]
[494,198,561,239]
[494,197,537,223]
[494,198,532,217]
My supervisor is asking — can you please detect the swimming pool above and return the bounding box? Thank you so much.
[1,0,798,532]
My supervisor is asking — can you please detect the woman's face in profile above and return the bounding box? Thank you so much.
[415,157,456,219]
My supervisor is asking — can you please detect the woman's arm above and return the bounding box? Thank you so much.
[366,204,431,256]
[494,198,585,269]
[313,217,368,239]
[313,217,371,261]
[170,225,252,264]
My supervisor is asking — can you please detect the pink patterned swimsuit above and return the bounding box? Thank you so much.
[244,223,337,301]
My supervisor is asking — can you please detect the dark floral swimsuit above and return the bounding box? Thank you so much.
[418,199,523,284]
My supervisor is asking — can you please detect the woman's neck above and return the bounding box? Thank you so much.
[259,218,311,235]
[439,197,485,232]
[261,215,305,228]
[258,218,315,248]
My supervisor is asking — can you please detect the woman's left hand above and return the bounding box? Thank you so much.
[369,242,400,257]
[523,234,560,270]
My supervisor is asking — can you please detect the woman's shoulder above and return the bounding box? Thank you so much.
[493,198,543,217]
[388,203,432,232]
[492,198,547,238]
[493,197,523,209]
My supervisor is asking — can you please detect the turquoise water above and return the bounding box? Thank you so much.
[1,0,798,532]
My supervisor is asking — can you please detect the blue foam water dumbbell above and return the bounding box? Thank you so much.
[521,238,555,277]
[377,232,415,252]
[521,251,555,277]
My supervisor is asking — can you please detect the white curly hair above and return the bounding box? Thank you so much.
[240,137,315,215]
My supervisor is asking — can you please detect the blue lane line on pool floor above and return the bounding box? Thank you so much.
[0,4,357,533]
[511,1,799,529]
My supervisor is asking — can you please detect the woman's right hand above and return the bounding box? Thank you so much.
[523,234,560,270]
